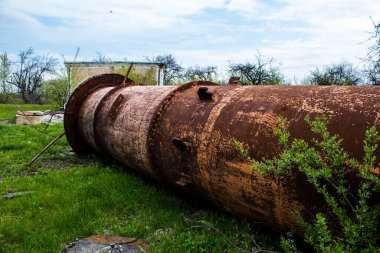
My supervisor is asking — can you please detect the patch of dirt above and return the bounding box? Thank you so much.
[35,155,96,170]
[19,147,99,175]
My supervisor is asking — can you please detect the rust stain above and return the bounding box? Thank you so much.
[236,111,280,130]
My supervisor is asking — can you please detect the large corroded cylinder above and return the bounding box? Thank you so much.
[64,74,380,232]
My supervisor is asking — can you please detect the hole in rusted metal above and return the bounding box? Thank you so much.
[197,87,213,101]
[173,137,190,151]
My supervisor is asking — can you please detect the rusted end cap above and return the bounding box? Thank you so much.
[64,73,132,154]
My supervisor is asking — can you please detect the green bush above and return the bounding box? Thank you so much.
[0,93,24,104]
[234,116,380,252]
[43,77,69,107]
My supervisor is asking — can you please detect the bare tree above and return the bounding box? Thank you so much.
[62,47,80,101]
[146,54,183,85]
[182,65,217,82]
[306,62,362,85]
[9,48,58,103]
[364,19,380,85]
[228,53,284,85]
[93,51,112,63]
[45,48,81,107]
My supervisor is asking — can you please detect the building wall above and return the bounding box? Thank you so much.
[66,62,162,91]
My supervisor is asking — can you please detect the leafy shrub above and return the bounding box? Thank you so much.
[234,116,380,252]
[43,77,69,107]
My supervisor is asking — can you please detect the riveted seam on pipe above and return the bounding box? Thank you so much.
[147,81,219,181]
[93,83,140,159]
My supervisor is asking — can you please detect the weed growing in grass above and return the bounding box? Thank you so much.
[234,115,380,252]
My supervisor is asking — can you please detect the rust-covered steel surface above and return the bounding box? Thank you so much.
[64,74,380,232]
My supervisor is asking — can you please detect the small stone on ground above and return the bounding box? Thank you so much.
[3,191,36,199]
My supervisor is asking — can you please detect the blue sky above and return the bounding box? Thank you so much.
[1,0,379,82]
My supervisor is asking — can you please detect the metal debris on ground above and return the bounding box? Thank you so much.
[62,235,148,253]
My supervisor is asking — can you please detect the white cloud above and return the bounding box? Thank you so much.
[2,0,226,27]
[226,0,265,14]
[1,0,380,81]
[221,0,380,79]
[0,0,227,45]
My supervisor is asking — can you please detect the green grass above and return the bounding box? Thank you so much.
[0,123,281,252]
[0,124,67,178]
[0,104,59,121]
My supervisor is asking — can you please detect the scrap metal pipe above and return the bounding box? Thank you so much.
[64,74,380,232]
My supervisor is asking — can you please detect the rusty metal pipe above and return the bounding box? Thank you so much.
[64,74,380,232]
